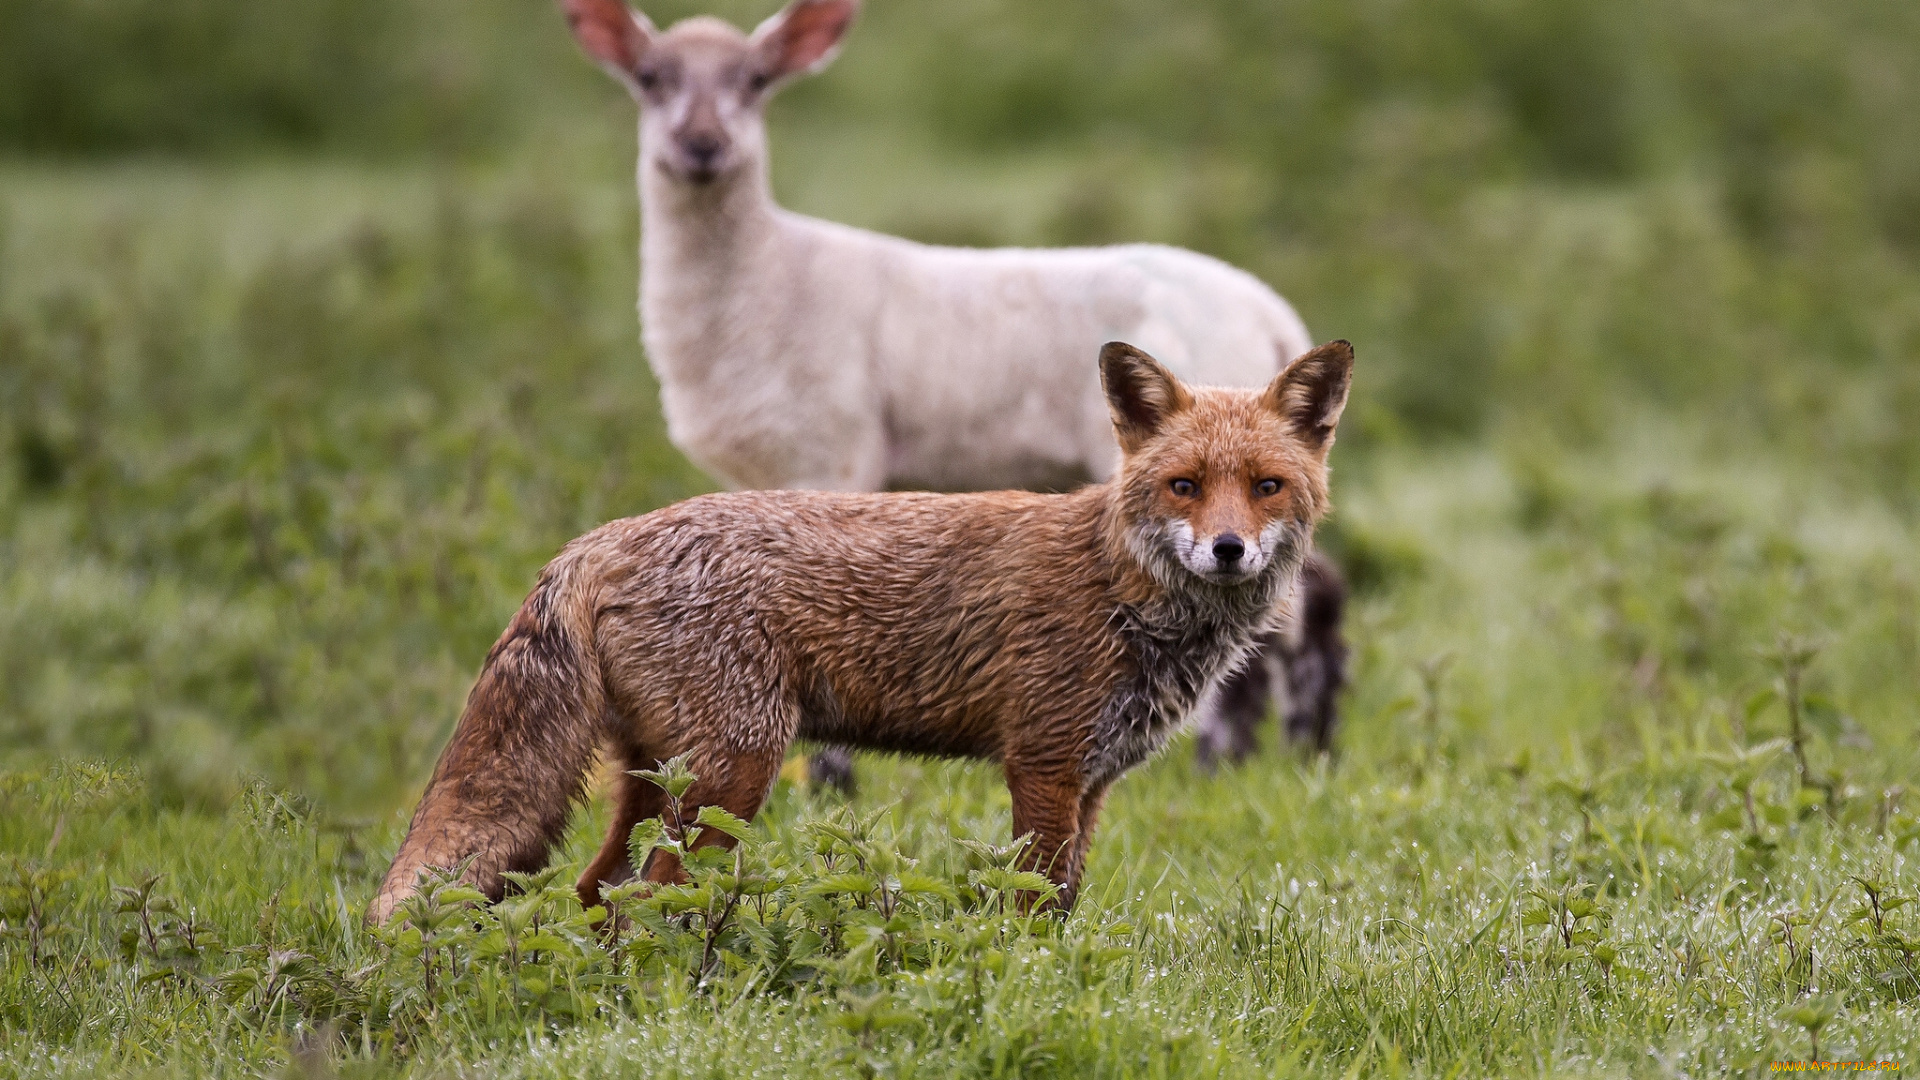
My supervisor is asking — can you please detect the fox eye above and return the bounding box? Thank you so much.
[637,70,660,91]
[747,71,771,92]
[1255,478,1283,497]
[1169,478,1198,498]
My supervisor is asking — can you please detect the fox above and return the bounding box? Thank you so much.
[366,340,1353,924]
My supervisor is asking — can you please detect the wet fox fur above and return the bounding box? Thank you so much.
[367,340,1352,924]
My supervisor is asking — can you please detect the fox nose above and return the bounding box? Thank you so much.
[1212,534,1245,567]
[680,133,723,168]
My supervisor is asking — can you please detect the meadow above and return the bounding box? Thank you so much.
[3,0,1919,1074]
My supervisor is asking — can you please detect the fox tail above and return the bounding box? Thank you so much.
[367,545,608,924]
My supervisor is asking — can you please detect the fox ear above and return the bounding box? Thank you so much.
[752,0,858,86]
[1265,340,1353,454]
[1101,342,1193,455]
[560,0,655,96]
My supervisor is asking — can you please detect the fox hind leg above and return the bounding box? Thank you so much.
[632,689,800,886]
[576,751,670,910]
[637,748,787,885]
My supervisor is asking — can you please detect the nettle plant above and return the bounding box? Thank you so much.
[344,756,1131,1045]
[1843,873,1920,1002]
[113,872,223,981]
[70,759,1134,1057]
[2,859,79,968]
[593,755,1077,989]
[1700,739,1798,878]
[1521,881,1627,980]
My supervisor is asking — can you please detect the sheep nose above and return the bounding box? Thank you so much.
[1212,534,1245,566]
[681,134,723,167]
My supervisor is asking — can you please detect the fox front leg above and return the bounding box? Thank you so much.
[1003,761,1092,912]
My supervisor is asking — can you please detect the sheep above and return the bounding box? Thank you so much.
[560,0,1347,775]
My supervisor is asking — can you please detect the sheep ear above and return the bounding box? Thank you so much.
[1264,340,1353,454]
[751,0,858,86]
[560,0,655,96]
[1101,342,1193,455]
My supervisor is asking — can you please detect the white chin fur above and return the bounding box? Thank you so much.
[1169,519,1294,580]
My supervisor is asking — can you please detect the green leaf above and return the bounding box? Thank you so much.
[468,928,511,958]
[731,873,780,897]
[498,866,566,895]
[650,885,712,914]
[789,930,824,963]
[809,873,878,897]
[519,931,571,953]
[625,905,675,939]
[601,879,652,905]
[958,835,1034,870]
[694,805,755,843]
[974,868,1052,894]
[897,871,958,903]
[629,754,700,800]
[215,968,261,1001]
[805,820,860,850]
[1704,806,1747,832]
[1802,694,1846,733]
[1780,995,1841,1031]
[627,818,668,861]
[497,893,545,931]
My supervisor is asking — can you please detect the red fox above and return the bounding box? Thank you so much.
[367,340,1352,923]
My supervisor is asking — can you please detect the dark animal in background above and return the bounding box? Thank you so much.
[1197,554,1347,763]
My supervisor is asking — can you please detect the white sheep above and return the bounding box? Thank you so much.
[562,0,1346,771]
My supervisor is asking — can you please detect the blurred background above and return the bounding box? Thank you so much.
[2,0,1916,811]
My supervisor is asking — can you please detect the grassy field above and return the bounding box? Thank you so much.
[1,159,1916,1077]
[4,0,1920,1074]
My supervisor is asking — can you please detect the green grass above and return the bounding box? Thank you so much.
[1,169,1915,1077]
[4,623,1919,1076]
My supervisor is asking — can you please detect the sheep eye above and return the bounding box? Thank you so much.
[1170,479,1198,498]
[1256,478,1283,497]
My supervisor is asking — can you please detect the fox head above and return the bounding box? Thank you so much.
[1101,340,1353,595]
